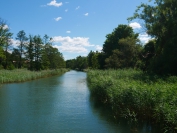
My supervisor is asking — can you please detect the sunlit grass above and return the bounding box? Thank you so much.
[0,68,68,84]
[87,69,177,132]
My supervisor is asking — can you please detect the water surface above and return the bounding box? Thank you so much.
[0,70,158,133]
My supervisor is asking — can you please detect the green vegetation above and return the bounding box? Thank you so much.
[66,56,88,71]
[0,68,68,84]
[1,0,177,132]
[0,18,67,83]
[128,0,177,75]
[0,19,65,70]
[65,2,177,131]
[87,69,177,132]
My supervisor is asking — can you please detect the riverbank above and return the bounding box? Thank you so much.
[87,69,177,132]
[0,69,69,84]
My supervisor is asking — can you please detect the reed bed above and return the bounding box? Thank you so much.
[0,69,68,84]
[87,69,177,132]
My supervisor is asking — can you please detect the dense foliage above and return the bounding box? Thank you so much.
[66,0,177,76]
[0,19,65,70]
[66,56,88,71]
[128,0,177,75]
[86,0,177,132]
[87,69,177,132]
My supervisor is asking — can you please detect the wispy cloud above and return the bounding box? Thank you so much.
[66,31,71,33]
[47,0,62,7]
[65,9,68,12]
[54,17,62,21]
[129,22,141,29]
[76,6,80,10]
[52,36,94,53]
[84,13,89,16]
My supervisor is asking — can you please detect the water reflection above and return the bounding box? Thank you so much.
[89,90,160,133]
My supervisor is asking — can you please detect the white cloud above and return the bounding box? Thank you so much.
[76,6,80,10]
[47,0,62,7]
[139,33,152,44]
[66,31,71,33]
[0,24,9,30]
[84,13,89,16]
[65,9,68,12]
[129,22,141,29]
[3,25,9,30]
[52,36,94,53]
[54,17,62,21]
[10,39,20,48]
[54,45,88,53]
[95,45,102,51]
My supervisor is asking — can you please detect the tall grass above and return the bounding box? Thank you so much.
[0,68,68,84]
[87,69,177,132]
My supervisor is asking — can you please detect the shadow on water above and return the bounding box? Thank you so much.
[89,93,161,133]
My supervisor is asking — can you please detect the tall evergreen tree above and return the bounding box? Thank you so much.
[16,30,28,68]
[33,35,43,71]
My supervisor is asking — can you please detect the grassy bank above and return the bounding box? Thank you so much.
[87,69,177,132]
[0,68,69,84]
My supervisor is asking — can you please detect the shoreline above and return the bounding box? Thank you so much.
[87,69,177,132]
[0,69,69,84]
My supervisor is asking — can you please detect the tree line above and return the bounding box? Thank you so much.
[0,19,65,70]
[66,0,177,75]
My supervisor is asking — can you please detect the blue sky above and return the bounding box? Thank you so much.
[0,0,151,60]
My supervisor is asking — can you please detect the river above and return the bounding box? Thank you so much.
[0,70,158,133]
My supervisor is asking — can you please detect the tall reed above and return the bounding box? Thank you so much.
[87,69,177,132]
[0,68,68,84]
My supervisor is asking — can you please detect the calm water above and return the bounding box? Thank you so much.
[0,71,158,133]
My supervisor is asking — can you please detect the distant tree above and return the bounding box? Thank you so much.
[66,59,76,69]
[16,30,28,68]
[97,52,107,69]
[0,18,13,68]
[41,34,51,69]
[102,24,139,58]
[105,49,121,69]
[43,34,49,45]
[33,35,43,71]
[25,35,35,70]
[0,18,9,46]
[11,48,20,68]
[4,38,13,69]
[91,52,100,69]
[66,56,87,70]
[105,37,141,69]
[47,46,65,69]
[0,47,5,67]
[87,50,94,68]
[75,56,88,70]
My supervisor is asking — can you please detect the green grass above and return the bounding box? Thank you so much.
[87,69,177,132]
[0,68,68,84]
